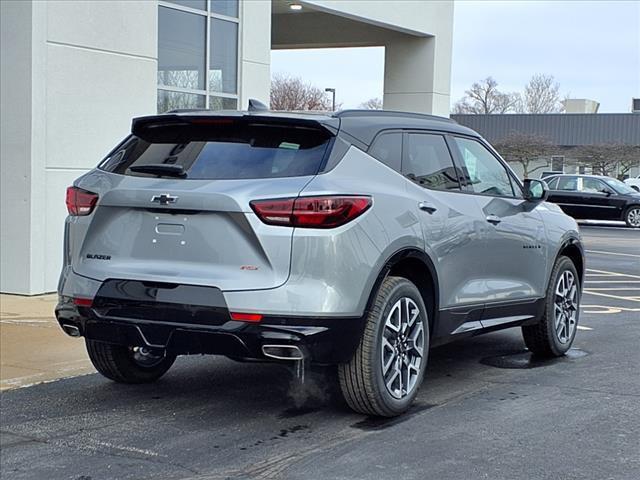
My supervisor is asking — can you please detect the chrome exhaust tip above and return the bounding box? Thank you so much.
[62,324,81,337]
[261,344,304,361]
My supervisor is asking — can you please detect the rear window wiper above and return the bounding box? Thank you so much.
[129,164,187,178]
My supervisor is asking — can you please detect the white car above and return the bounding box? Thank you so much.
[624,175,640,192]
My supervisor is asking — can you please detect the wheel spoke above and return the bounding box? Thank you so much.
[380,296,425,399]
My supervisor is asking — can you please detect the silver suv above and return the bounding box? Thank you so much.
[56,108,584,417]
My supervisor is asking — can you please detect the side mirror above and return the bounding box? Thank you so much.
[523,179,549,202]
[600,189,612,196]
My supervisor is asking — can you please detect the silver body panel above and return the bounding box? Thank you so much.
[58,113,581,338]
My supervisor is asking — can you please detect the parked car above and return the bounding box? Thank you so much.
[624,175,640,192]
[56,107,584,417]
[545,174,640,227]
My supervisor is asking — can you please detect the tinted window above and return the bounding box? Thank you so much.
[99,125,331,180]
[580,178,607,194]
[158,7,206,90]
[453,137,515,197]
[210,0,238,17]
[546,177,559,189]
[209,18,237,94]
[557,176,578,191]
[404,134,461,191]
[368,132,402,172]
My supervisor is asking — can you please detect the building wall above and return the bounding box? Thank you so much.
[1,1,34,293]
[1,1,158,294]
[1,0,450,293]
[272,0,453,117]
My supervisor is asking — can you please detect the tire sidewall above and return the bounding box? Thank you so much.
[370,279,430,415]
[544,257,580,355]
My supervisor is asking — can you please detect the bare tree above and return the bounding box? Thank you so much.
[523,74,563,113]
[270,74,332,111]
[493,132,554,178]
[575,144,626,177]
[452,77,521,114]
[614,146,640,179]
[359,97,383,110]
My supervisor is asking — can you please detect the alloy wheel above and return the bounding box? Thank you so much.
[627,208,640,227]
[381,297,425,399]
[554,270,579,344]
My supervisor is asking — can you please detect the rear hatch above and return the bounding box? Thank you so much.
[72,114,336,291]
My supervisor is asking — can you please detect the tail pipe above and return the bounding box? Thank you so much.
[261,344,307,382]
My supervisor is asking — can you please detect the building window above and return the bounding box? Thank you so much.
[551,155,565,172]
[157,1,239,113]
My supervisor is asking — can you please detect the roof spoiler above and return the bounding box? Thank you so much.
[131,113,338,142]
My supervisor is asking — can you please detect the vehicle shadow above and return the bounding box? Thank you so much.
[2,330,533,433]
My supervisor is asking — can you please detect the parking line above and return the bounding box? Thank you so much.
[585,288,640,291]
[585,281,640,284]
[586,268,640,280]
[582,290,640,302]
[586,250,640,259]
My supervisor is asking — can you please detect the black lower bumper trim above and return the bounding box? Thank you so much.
[55,296,366,365]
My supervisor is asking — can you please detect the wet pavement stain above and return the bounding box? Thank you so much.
[278,405,324,419]
[351,403,436,431]
[480,348,589,369]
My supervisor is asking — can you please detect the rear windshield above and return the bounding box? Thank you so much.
[98,124,332,180]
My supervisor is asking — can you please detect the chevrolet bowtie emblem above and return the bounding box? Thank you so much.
[151,194,178,205]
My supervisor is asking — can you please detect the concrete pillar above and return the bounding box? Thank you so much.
[383,34,452,117]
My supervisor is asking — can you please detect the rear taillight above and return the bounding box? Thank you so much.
[250,195,371,229]
[230,312,263,322]
[66,186,98,216]
[73,297,93,307]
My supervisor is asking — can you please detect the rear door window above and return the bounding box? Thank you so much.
[557,176,579,191]
[403,133,461,191]
[368,132,402,172]
[546,177,560,189]
[99,124,332,180]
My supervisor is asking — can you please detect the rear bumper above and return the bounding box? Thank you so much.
[55,294,366,365]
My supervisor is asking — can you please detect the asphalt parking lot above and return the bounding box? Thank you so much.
[1,225,638,480]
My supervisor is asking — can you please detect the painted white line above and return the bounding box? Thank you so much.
[585,288,640,291]
[577,325,593,331]
[586,250,640,259]
[581,305,640,314]
[585,281,640,284]
[586,268,640,280]
[583,290,640,302]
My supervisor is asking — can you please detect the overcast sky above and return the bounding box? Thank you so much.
[271,0,640,113]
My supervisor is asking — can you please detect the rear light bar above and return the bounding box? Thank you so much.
[230,312,263,322]
[250,195,371,229]
[66,186,98,216]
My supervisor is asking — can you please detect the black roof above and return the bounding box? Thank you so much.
[158,108,478,147]
[335,110,476,146]
[452,113,640,146]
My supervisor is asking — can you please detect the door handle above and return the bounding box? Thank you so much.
[486,214,501,225]
[418,202,437,214]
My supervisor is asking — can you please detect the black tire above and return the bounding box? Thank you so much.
[86,339,176,384]
[522,256,580,358]
[623,205,640,228]
[338,276,429,417]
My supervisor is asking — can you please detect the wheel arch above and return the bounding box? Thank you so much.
[554,236,585,287]
[365,248,439,333]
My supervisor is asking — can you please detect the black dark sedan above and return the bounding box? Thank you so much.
[545,174,640,228]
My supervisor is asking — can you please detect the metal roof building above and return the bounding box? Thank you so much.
[451,113,640,146]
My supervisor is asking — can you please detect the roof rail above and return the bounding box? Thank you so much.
[334,109,455,123]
